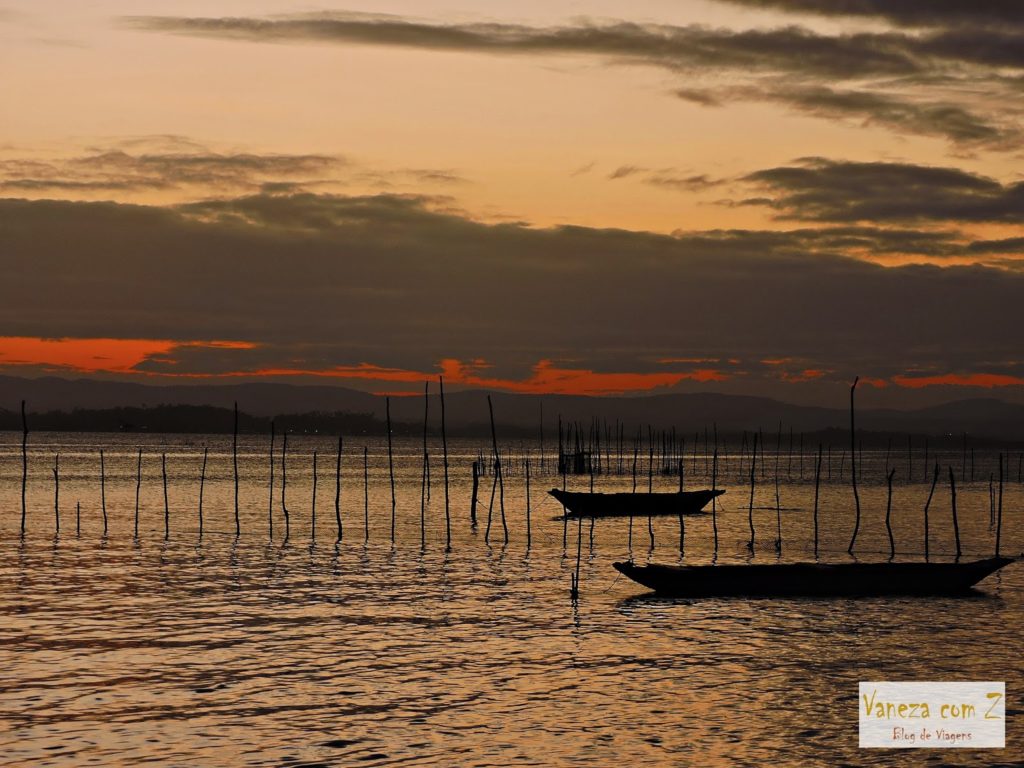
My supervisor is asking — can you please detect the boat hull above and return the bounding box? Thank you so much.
[548,488,724,519]
[613,558,1015,597]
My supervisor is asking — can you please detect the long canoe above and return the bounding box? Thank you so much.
[613,557,1015,597]
[549,488,725,519]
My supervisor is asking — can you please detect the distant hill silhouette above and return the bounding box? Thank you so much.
[0,375,1022,442]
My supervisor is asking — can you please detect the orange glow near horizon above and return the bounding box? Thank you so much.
[892,373,1024,389]
[0,336,257,373]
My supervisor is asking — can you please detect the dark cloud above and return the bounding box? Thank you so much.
[741,158,1024,223]
[712,1,1024,30]
[0,148,345,194]
[124,13,1024,149]
[0,192,1021,383]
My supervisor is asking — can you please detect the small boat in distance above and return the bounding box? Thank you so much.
[549,488,725,519]
[613,557,1015,597]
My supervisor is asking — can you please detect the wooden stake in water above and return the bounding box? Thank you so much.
[440,376,451,548]
[948,466,961,560]
[135,448,142,538]
[53,454,60,534]
[76,500,80,537]
[269,421,275,541]
[199,446,208,537]
[629,435,638,552]
[100,450,107,531]
[885,467,896,559]
[847,377,861,554]
[311,450,318,542]
[363,446,369,542]
[525,457,532,548]
[747,431,758,552]
[487,395,508,544]
[996,453,1003,557]
[773,431,782,553]
[335,436,343,542]
[233,401,240,537]
[813,444,822,557]
[421,381,429,549]
[162,452,169,540]
[282,432,291,541]
[20,400,27,536]
[470,460,479,527]
[647,429,654,549]
[923,463,938,561]
[386,397,395,544]
[711,449,718,553]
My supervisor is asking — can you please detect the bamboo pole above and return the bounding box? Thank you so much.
[269,421,275,541]
[885,468,896,559]
[813,444,822,557]
[774,427,782,553]
[135,448,142,538]
[923,463,938,561]
[311,450,318,541]
[199,446,208,537]
[76,501,80,537]
[711,450,718,553]
[470,460,479,526]
[100,450,107,533]
[53,454,59,534]
[162,452,169,540]
[363,446,369,542]
[335,436,343,542]
[440,376,450,548]
[525,457,532,548]
[20,400,27,536]
[233,402,240,537]
[747,432,758,552]
[847,377,861,554]
[629,434,638,552]
[996,453,1003,557]
[647,428,654,549]
[282,432,290,541]
[948,466,961,560]
[386,397,395,545]
[487,395,508,544]
[421,382,429,549]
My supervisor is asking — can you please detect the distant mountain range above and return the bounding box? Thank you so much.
[1,375,1023,442]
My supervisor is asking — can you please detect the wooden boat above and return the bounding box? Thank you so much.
[613,557,1015,597]
[548,488,725,519]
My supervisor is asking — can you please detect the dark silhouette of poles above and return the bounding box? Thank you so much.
[100,450,107,533]
[470,460,479,527]
[440,377,451,549]
[711,449,718,554]
[995,453,1003,557]
[487,395,508,544]
[53,455,59,534]
[525,457,532,548]
[135,448,142,538]
[847,377,861,554]
[420,382,429,548]
[76,501,80,536]
[386,397,395,544]
[923,463,938,561]
[885,468,896,559]
[629,436,638,551]
[269,421,275,541]
[162,452,169,540]
[948,466,961,560]
[813,444,822,557]
[335,436,343,542]
[281,433,291,541]
[747,432,758,552]
[773,429,782,553]
[678,458,685,555]
[647,431,654,549]
[20,400,27,536]
[233,402,240,537]
[363,446,369,542]
[311,450,318,541]
[199,446,208,537]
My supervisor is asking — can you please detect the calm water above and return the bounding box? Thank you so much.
[1,432,1022,766]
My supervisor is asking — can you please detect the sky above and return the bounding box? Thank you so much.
[1,0,1023,407]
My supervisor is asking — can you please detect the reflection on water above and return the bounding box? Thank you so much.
[1,433,1021,765]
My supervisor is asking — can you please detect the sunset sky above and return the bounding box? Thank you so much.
[2,1,1023,406]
